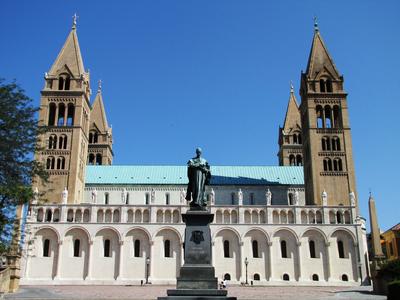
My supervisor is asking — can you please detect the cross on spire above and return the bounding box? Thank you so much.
[72,13,79,29]
[290,80,294,93]
[98,79,102,93]
[314,15,319,32]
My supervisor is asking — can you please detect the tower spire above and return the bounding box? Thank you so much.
[98,79,102,93]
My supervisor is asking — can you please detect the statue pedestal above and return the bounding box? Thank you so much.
[158,210,236,300]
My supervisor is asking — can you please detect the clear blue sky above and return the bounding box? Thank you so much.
[1,1,399,231]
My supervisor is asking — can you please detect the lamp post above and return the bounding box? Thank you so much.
[244,257,248,285]
[146,257,150,284]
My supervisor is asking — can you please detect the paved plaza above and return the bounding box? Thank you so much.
[3,285,385,300]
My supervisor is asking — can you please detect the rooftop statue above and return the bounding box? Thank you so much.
[185,148,211,210]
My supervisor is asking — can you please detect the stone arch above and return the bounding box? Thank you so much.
[272,228,300,281]
[164,210,172,223]
[62,227,91,279]
[214,228,241,282]
[300,228,329,281]
[244,210,251,223]
[135,209,142,223]
[172,210,180,223]
[329,228,358,282]
[92,228,121,279]
[215,210,222,223]
[251,210,259,224]
[223,210,230,224]
[153,227,182,280]
[28,227,59,279]
[231,210,238,224]
[272,210,279,224]
[94,226,122,243]
[243,228,270,281]
[124,228,151,279]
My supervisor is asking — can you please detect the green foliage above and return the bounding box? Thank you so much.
[378,259,400,280]
[388,280,400,300]
[0,78,47,250]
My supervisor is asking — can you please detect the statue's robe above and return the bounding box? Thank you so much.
[186,157,211,207]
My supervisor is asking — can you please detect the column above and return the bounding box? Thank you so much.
[239,241,245,283]
[120,207,127,223]
[117,241,124,280]
[54,105,58,126]
[150,206,157,223]
[324,241,332,282]
[148,241,154,282]
[180,242,184,267]
[54,240,63,280]
[267,206,273,224]
[91,207,97,223]
[267,241,273,281]
[296,241,303,281]
[85,240,93,280]
[63,105,68,126]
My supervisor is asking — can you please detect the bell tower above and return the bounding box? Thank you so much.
[278,83,303,166]
[34,17,90,204]
[299,21,357,207]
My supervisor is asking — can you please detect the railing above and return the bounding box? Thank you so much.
[28,203,356,226]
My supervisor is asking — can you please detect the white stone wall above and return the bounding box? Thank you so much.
[21,200,366,286]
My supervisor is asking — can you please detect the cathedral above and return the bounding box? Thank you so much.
[21,19,370,286]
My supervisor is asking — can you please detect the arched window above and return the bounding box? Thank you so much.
[67,104,74,125]
[231,193,235,205]
[89,132,93,143]
[224,273,231,280]
[288,193,294,205]
[325,106,332,128]
[58,135,67,149]
[309,240,316,258]
[333,106,341,128]
[335,138,341,151]
[73,239,80,257]
[165,193,170,205]
[48,135,56,149]
[48,103,56,126]
[45,210,52,222]
[333,159,338,171]
[88,153,95,165]
[341,274,348,281]
[327,158,333,171]
[253,273,260,281]
[105,193,109,205]
[312,274,319,281]
[252,240,259,258]
[43,239,50,257]
[280,240,287,258]
[164,239,171,257]
[293,134,298,144]
[296,155,302,166]
[64,76,71,90]
[283,273,290,281]
[321,138,326,151]
[56,156,65,169]
[326,79,332,92]
[319,79,326,93]
[298,134,302,144]
[336,211,342,224]
[94,132,98,143]
[289,155,295,166]
[250,193,254,205]
[338,158,343,171]
[46,156,55,170]
[126,193,129,205]
[316,105,324,128]
[326,137,331,151]
[104,239,111,257]
[96,154,102,165]
[337,240,345,258]
[223,240,230,258]
[145,193,150,205]
[134,240,140,257]
[58,77,64,90]
[57,103,65,126]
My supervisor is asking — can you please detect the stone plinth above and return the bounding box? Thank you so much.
[158,210,237,300]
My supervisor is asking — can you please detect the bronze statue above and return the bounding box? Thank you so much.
[186,148,211,209]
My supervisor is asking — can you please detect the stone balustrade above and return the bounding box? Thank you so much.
[29,203,356,226]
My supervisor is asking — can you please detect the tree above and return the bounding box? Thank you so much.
[0,78,47,253]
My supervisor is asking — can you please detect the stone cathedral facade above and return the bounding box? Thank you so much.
[21,21,370,286]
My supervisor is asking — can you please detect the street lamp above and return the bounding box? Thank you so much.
[244,257,249,285]
[146,257,150,284]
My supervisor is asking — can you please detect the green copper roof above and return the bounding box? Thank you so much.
[86,165,304,186]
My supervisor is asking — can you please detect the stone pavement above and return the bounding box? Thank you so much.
[3,285,386,300]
